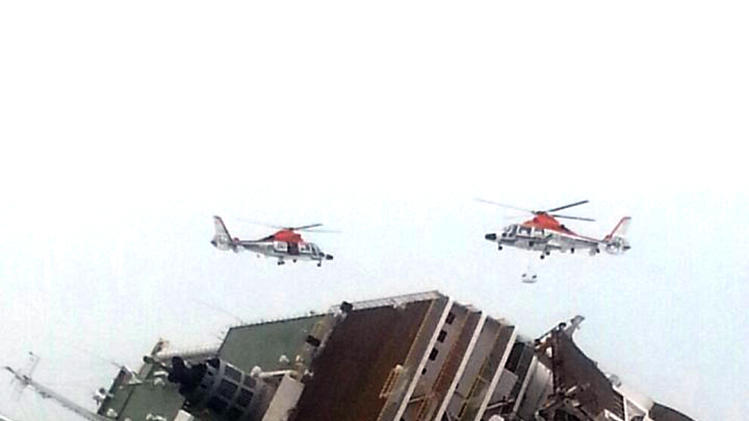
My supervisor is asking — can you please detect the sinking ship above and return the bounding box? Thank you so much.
[8,291,693,421]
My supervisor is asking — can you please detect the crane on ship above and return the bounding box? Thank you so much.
[3,353,111,421]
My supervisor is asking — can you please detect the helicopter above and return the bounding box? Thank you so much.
[211,216,334,266]
[478,199,631,259]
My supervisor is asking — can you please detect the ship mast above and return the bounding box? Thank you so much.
[3,364,110,421]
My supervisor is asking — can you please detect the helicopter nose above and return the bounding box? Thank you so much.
[210,239,217,247]
[485,233,497,241]
[326,254,334,260]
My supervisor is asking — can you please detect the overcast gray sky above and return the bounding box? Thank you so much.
[1,1,747,420]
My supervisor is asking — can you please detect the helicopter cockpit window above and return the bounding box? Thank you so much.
[310,244,321,256]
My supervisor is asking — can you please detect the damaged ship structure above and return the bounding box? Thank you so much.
[96,291,693,421]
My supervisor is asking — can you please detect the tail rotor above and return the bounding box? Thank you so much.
[603,217,632,254]
[211,216,236,251]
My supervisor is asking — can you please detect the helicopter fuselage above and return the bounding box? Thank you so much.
[485,214,631,259]
[211,217,334,266]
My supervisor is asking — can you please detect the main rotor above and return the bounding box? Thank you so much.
[475,199,595,222]
[237,218,340,233]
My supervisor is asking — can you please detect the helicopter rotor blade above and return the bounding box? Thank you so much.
[302,228,341,234]
[234,218,328,231]
[234,218,285,229]
[545,200,589,213]
[551,214,596,222]
[474,198,534,214]
[288,223,324,231]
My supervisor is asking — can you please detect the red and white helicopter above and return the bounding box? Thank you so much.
[211,216,334,266]
[478,199,631,259]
